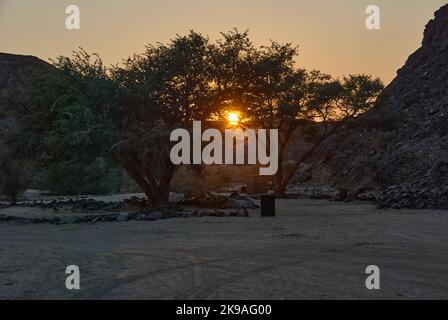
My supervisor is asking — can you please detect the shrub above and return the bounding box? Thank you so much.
[0,149,27,204]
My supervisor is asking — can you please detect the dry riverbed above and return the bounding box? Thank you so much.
[0,199,447,299]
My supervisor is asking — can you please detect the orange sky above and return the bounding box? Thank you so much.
[1,0,446,84]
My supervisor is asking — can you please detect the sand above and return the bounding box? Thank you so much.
[0,199,447,300]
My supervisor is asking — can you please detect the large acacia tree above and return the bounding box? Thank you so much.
[204,30,384,195]
[112,31,217,204]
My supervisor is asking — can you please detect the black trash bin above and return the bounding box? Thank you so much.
[260,194,276,217]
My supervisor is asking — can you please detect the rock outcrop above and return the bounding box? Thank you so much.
[298,5,448,209]
[0,53,51,130]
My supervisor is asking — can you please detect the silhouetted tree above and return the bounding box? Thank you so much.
[112,31,216,204]
[207,30,384,195]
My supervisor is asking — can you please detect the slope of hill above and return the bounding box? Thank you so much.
[298,4,448,209]
[0,53,51,129]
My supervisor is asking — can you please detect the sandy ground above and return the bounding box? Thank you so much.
[0,199,447,300]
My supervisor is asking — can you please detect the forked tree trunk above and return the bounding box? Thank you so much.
[275,123,344,196]
[275,175,289,197]
[275,150,287,197]
[119,155,174,206]
[274,130,293,197]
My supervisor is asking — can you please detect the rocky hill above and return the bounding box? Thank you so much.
[0,53,51,130]
[298,4,448,209]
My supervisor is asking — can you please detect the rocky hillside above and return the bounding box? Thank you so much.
[0,53,51,130]
[298,5,448,209]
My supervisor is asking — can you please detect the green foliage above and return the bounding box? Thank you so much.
[8,49,122,195]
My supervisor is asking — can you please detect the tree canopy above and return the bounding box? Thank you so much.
[6,30,383,204]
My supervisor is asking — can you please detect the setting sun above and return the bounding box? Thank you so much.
[227,112,239,126]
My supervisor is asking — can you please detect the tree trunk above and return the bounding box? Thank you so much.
[119,155,174,206]
[277,123,344,195]
[275,168,285,196]
[275,153,288,197]
[276,179,288,197]
[10,193,17,206]
[275,133,288,197]
[157,160,175,204]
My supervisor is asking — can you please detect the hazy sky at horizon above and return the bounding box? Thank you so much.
[0,0,446,83]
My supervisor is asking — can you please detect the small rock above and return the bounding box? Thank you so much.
[60,215,80,224]
[161,208,180,218]
[116,212,129,222]
[146,211,164,221]
[135,213,147,221]
[226,196,258,209]
[236,208,249,217]
[91,216,102,224]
